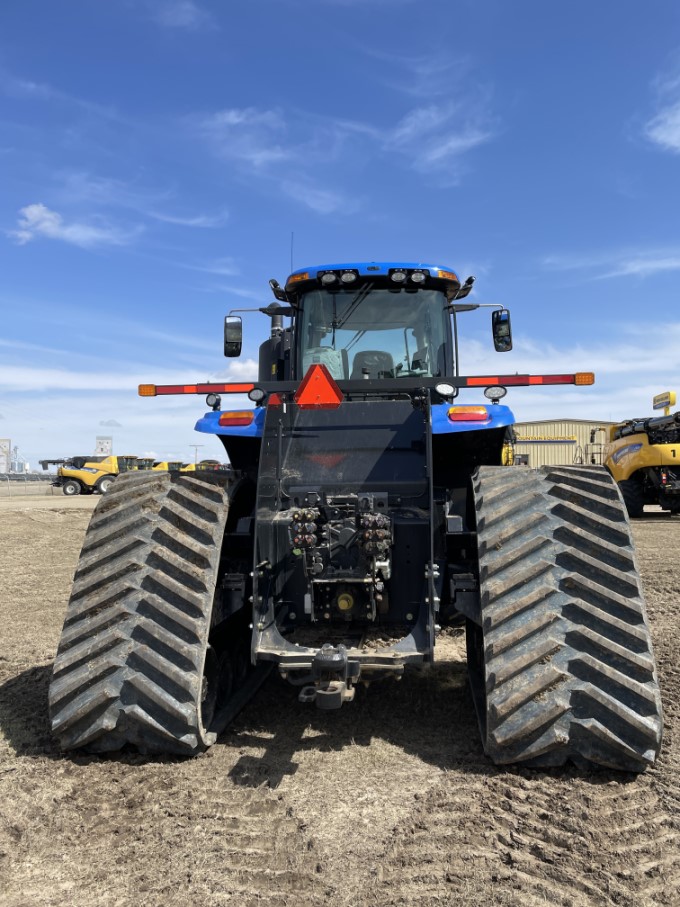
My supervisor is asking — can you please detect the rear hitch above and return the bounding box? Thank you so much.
[298,643,360,710]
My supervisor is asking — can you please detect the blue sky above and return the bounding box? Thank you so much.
[2,0,680,467]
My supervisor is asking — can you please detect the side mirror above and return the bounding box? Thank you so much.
[492,308,512,352]
[224,315,243,357]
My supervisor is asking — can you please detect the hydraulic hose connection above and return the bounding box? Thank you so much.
[289,508,321,549]
[358,512,392,555]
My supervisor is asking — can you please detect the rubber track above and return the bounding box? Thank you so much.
[472,465,663,770]
[49,470,231,755]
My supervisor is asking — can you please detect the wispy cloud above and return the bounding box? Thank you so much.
[146,209,228,228]
[0,360,258,392]
[197,285,263,301]
[363,49,472,100]
[7,203,140,249]
[387,104,493,175]
[59,171,228,229]
[0,337,73,356]
[179,257,240,277]
[194,106,354,213]
[543,246,680,280]
[0,71,126,124]
[146,0,215,30]
[281,179,353,215]
[199,107,290,168]
[348,50,497,177]
[645,103,680,153]
[644,62,680,153]
[196,94,495,210]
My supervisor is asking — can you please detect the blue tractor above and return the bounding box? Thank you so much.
[49,262,662,770]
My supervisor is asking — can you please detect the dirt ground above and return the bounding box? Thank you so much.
[0,498,678,907]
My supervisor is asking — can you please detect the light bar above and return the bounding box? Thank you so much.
[462,373,594,387]
[138,383,255,397]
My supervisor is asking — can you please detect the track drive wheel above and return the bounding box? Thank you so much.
[48,470,253,755]
[618,477,644,518]
[469,465,663,771]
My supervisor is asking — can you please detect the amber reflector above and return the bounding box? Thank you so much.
[138,384,157,396]
[448,406,490,422]
[575,372,595,385]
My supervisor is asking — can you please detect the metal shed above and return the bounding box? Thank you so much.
[512,418,616,468]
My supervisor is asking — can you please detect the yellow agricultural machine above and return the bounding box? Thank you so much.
[604,410,680,517]
[39,454,140,496]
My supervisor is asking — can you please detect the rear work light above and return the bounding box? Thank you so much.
[218,411,254,427]
[448,406,490,422]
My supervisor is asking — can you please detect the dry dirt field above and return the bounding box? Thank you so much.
[1,497,679,906]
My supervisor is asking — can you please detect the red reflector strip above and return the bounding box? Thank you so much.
[150,383,255,396]
[218,411,254,426]
[465,375,579,387]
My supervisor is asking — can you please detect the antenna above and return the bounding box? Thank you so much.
[290,231,294,272]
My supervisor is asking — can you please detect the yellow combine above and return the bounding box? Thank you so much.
[604,411,680,516]
[40,455,139,496]
[152,460,187,471]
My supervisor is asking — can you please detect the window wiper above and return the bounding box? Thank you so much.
[345,329,366,353]
[334,282,374,330]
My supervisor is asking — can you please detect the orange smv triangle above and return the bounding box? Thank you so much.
[294,364,344,409]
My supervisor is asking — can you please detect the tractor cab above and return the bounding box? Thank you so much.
[225,262,512,386]
[294,269,454,382]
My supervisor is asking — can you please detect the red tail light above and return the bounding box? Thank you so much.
[218,411,254,427]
